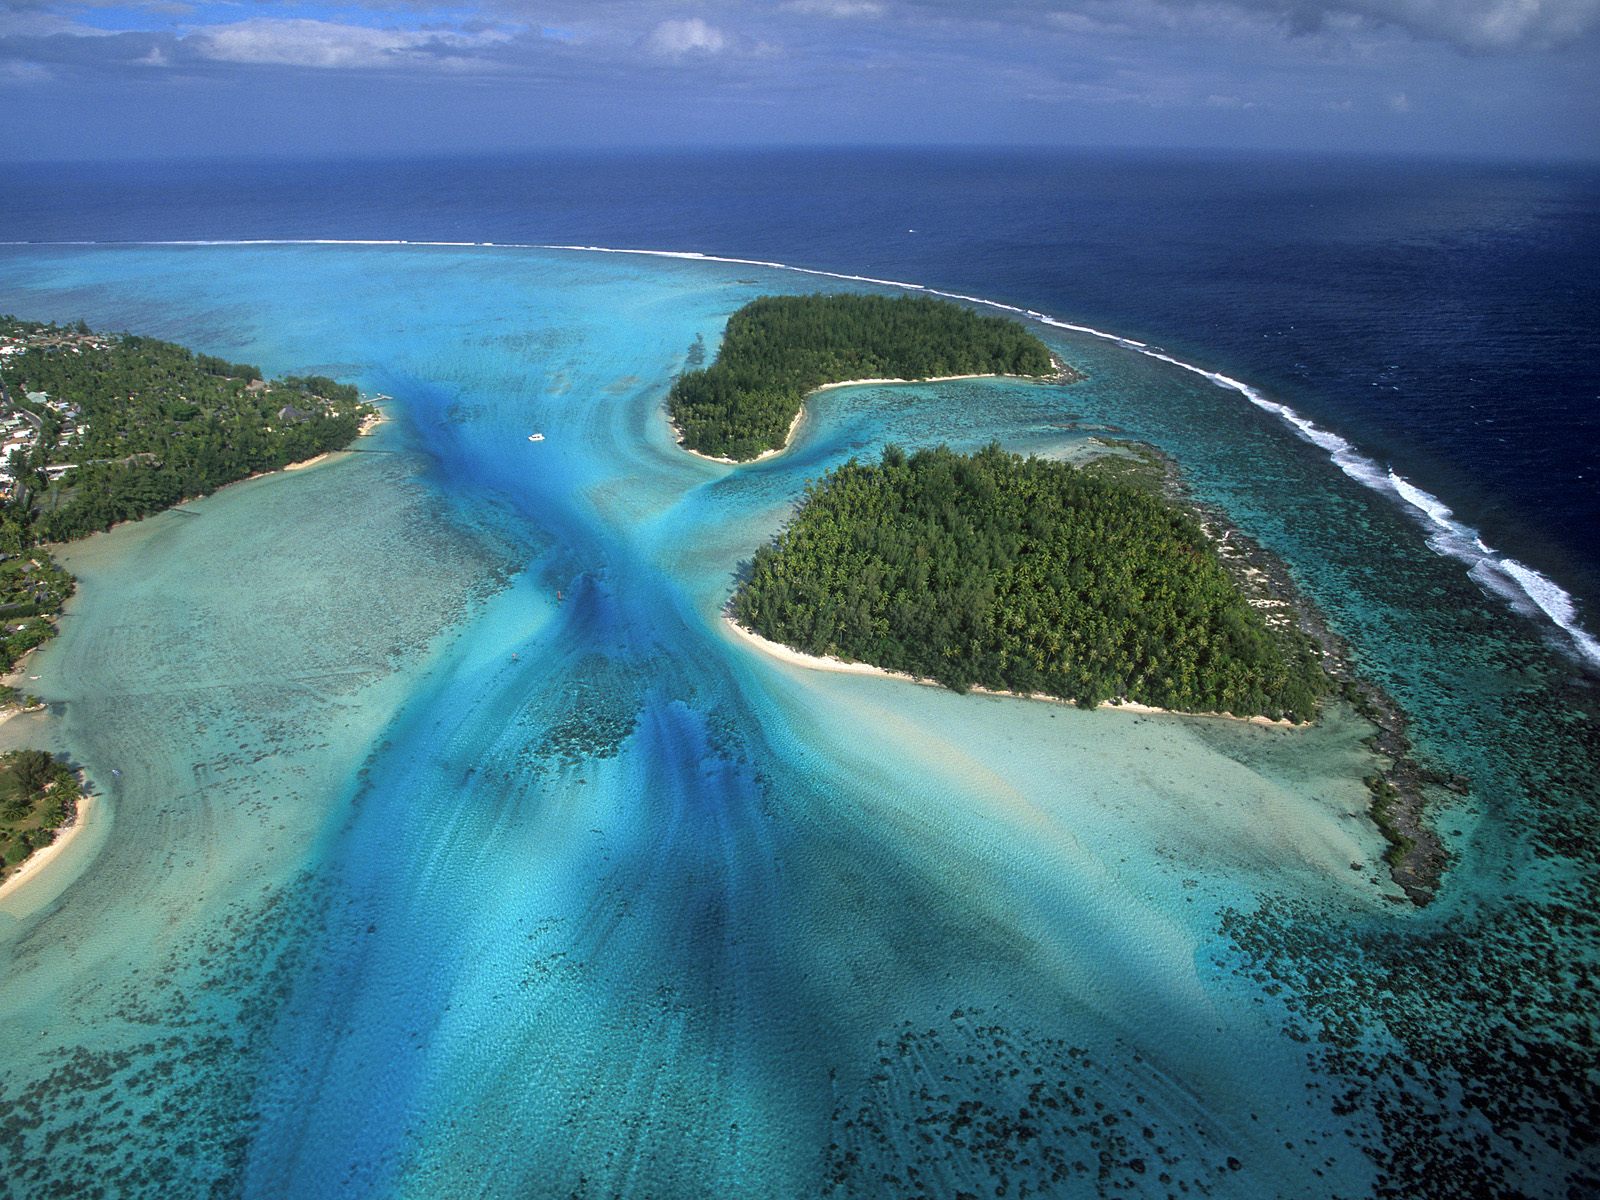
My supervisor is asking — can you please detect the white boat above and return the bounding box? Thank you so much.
[528,433,545,442]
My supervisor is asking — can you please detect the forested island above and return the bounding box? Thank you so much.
[669,294,1059,461]
[733,444,1331,721]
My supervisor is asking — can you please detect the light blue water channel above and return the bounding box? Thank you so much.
[0,245,1594,1198]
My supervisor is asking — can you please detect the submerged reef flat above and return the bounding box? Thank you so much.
[1124,438,1455,905]
[731,436,1450,902]
[0,243,1593,1199]
[0,318,375,889]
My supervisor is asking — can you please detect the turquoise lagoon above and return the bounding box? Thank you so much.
[0,245,1594,1198]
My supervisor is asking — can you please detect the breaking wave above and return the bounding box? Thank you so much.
[10,237,1597,670]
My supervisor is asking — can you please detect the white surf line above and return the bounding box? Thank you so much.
[8,237,1597,670]
[0,238,499,247]
[540,245,1158,350]
[537,246,1600,670]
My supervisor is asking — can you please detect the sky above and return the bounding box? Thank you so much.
[0,0,1596,161]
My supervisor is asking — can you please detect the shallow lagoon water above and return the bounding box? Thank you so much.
[0,245,1595,1198]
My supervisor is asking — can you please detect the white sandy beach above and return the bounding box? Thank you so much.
[0,697,98,904]
[0,791,96,904]
[672,372,1031,464]
[723,615,1294,726]
[673,405,807,465]
[237,404,389,483]
[282,405,388,472]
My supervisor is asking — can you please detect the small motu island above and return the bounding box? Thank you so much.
[732,444,1332,722]
[668,293,1060,461]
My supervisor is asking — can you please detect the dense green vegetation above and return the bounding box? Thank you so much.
[0,553,73,673]
[0,319,371,882]
[0,748,81,884]
[0,317,370,673]
[733,444,1330,720]
[1,319,369,542]
[669,294,1057,461]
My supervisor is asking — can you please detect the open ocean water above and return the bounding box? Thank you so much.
[0,150,1596,1198]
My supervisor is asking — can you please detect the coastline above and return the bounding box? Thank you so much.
[672,405,806,466]
[723,614,1294,727]
[0,697,95,905]
[0,402,389,901]
[1140,443,1453,904]
[718,430,1450,903]
[249,403,388,480]
[0,791,95,904]
[671,364,1070,465]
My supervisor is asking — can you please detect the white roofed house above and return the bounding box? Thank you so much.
[2,434,36,478]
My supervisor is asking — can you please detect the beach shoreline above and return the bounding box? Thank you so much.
[723,614,1294,727]
[250,402,388,480]
[671,365,1068,465]
[0,792,95,903]
[0,402,389,900]
[671,404,806,466]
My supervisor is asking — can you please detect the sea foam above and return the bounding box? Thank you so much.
[581,245,1600,672]
[14,237,1598,671]
[544,243,1598,671]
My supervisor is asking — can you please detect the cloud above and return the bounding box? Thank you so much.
[783,0,887,16]
[1159,0,1600,51]
[643,16,728,56]
[0,57,51,81]
[1033,0,1600,51]
[1354,0,1600,49]
[1389,89,1411,109]
[1045,10,1134,37]
[187,17,510,70]
[0,27,171,72]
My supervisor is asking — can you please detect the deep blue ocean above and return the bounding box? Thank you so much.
[7,148,1599,639]
[1,150,1598,1199]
